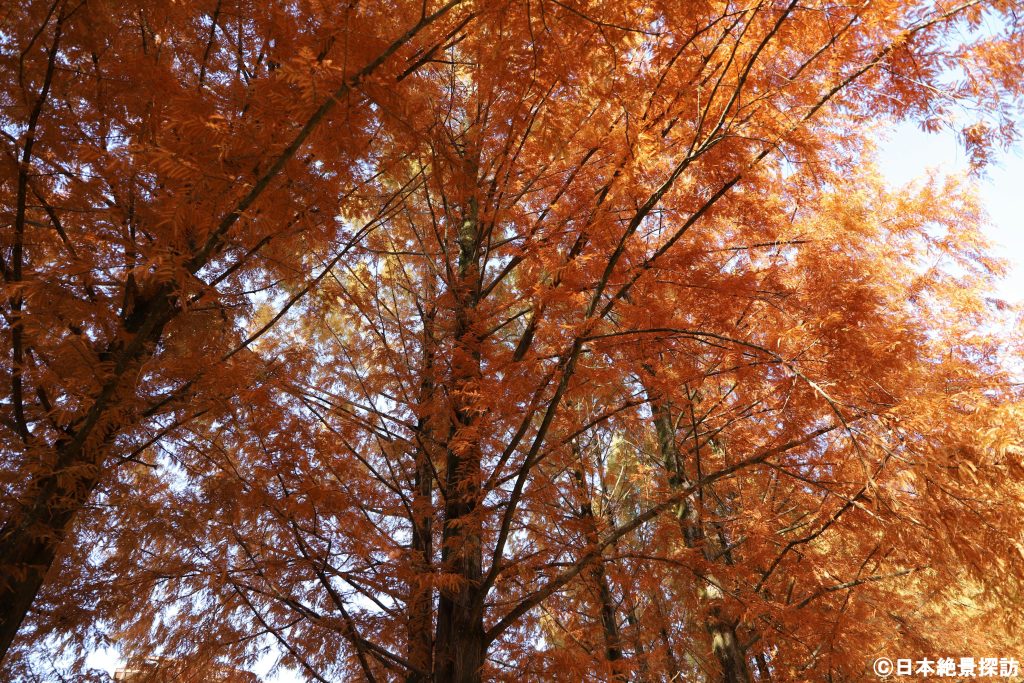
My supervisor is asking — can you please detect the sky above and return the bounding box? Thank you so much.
[877,121,1024,305]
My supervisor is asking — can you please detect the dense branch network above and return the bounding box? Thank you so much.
[2,1,1024,682]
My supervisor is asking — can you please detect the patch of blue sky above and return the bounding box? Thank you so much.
[877,120,1024,306]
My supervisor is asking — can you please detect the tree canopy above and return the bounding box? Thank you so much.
[3,1,1024,681]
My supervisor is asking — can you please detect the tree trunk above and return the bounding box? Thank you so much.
[624,603,651,683]
[407,444,436,682]
[707,609,751,683]
[407,305,440,682]
[432,354,486,678]
[596,566,624,667]
[0,465,99,658]
[571,457,625,678]
[755,652,773,681]
[433,187,486,683]
[652,400,752,683]
[651,593,684,681]
[431,383,486,683]
[0,288,174,663]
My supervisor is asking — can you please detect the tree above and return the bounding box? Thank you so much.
[0,0,471,662]
[3,0,1024,681]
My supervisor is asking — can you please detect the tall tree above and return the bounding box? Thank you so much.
[3,1,1024,681]
[0,0,471,664]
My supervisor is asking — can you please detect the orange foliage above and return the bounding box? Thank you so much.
[2,1,1024,682]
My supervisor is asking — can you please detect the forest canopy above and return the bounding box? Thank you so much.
[3,0,1024,681]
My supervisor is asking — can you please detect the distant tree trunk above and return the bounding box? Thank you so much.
[650,593,684,681]
[652,400,752,683]
[596,567,624,667]
[624,601,651,683]
[755,652,773,682]
[572,464,625,676]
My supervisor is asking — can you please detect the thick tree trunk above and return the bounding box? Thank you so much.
[431,368,487,682]
[433,486,485,682]
[707,609,751,683]
[0,463,100,658]
[755,652,773,681]
[0,289,174,663]
[432,384,486,683]
[433,189,486,683]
